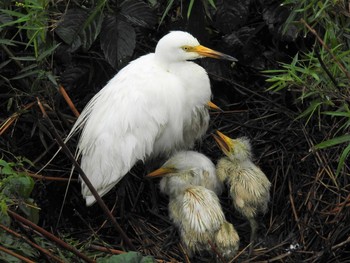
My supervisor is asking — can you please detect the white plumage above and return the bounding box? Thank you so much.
[147,151,239,258]
[67,31,236,206]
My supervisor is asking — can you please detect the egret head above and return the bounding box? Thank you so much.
[213,130,252,161]
[155,31,237,63]
[146,151,218,196]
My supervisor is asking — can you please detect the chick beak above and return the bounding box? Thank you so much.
[192,45,238,62]
[146,167,177,178]
[207,101,223,112]
[213,130,233,156]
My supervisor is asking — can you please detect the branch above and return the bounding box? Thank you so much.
[8,210,95,263]
[36,97,135,250]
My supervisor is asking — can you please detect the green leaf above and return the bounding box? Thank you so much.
[1,166,15,175]
[314,134,350,150]
[11,69,42,80]
[10,56,36,61]
[187,0,195,19]
[158,0,175,28]
[296,99,323,124]
[0,39,17,46]
[336,143,350,176]
[37,43,60,62]
[322,111,350,118]
[97,252,156,263]
[207,0,216,8]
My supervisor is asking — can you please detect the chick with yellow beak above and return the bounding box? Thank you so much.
[147,151,240,259]
[213,131,271,255]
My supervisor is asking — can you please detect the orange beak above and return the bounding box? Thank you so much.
[207,101,223,112]
[146,167,177,178]
[213,130,233,156]
[191,45,237,62]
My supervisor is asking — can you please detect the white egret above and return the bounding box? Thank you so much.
[147,151,239,258]
[67,31,237,206]
[213,131,271,254]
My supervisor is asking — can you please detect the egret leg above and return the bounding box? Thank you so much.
[248,217,258,256]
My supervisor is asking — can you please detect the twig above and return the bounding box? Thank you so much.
[331,235,350,250]
[0,102,36,136]
[25,171,78,182]
[301,18,350,82]
[59,85,80,118]
[314,50,339,90]
[0,245,35,263]
[7,210,95,263]
[288,178,304,245]
[89,244,126,255]
[36,97,135,250]
[0,223,64,263]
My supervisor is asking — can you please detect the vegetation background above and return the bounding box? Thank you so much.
[0,0,349,262]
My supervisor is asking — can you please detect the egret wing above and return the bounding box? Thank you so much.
[68,54,186,205]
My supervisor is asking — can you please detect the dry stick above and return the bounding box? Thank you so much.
[89,244,126,255]
[58,85,80,118]
[7,210,95,263]
[25,171,78,182]
[300,18,350,81]
[36,97,135,250]
[288,178,304,245]
[0,102,36,136]
[0,223,64,263]
[0,245,35,263]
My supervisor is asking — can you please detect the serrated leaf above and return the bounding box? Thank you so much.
[55,9,87,45]
[120,0,156,28]
[100,16,136,69]
[55,8,102,52]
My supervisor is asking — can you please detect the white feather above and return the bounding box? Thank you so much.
[67,32,214,206]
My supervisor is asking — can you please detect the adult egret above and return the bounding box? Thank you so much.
[67,31,237,206]
[213,131,271,254]
[147,151,240,258]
